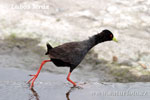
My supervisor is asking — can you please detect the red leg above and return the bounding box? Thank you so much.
[67,72,76,86]
[28,60,51,89]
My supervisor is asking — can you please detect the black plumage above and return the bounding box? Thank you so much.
[46,29,115,72]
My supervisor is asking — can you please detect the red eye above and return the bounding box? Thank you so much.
[110,35,113,38]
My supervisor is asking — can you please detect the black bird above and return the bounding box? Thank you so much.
[28,29,118,88]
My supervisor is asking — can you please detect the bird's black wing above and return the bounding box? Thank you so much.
[48,41,89,66]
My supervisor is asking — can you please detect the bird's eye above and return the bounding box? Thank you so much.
[110,35,113,38]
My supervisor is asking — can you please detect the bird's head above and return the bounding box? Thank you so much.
[100,29,118,42]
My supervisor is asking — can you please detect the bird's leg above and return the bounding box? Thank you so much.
[67,71,76,86]
[28,60,51,89]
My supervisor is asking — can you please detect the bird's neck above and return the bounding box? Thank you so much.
[87,34,105,48]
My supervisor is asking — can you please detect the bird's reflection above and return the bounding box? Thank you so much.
[28,84,83,100]
[66,86,75,100]
[29,88,39,100]
[66,86,82,100]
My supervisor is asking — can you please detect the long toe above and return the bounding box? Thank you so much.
[30,78,36,89]
[27,77,34,83]
[27,74,38,88]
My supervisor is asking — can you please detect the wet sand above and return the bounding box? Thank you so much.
[0,67,150,100]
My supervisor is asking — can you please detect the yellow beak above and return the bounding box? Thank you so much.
[113,37,118,42]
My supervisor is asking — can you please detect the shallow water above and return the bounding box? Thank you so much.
[1,67,150,100]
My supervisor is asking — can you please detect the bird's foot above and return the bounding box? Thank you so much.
[27,74,38,89]
[74,82,86,89]
[74,85,83,89]
[27,60,51,89]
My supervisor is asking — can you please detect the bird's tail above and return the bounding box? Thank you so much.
[45,43,53,55]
